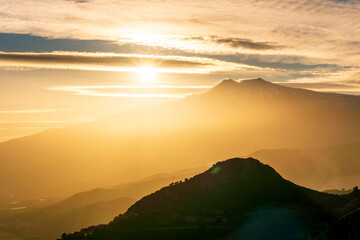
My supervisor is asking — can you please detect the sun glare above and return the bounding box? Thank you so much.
[137,66,157,82]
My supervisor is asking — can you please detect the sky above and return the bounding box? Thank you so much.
[0,0,360,142]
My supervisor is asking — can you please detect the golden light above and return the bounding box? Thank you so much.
[137,66,157,82]
[129,33,166,45]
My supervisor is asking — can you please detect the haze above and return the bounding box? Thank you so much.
[0,1,359,240]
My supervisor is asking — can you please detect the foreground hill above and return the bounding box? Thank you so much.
[316,208,360,240]
[1,78,359,202]
[250,141,360,190]
[60,158,360,240]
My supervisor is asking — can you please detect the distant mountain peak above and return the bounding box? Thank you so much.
[209,77,275,96]
[215,78,239,87]
[239,78,271,85]
[213,77,273,89]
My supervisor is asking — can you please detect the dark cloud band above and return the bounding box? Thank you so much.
[0,52,211,69]
[188,36,284,50]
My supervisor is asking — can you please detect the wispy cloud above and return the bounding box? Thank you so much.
[0,51,255,73]
[0,0,359,82]
[0,120,85,128]
[0,108,71,113]
[49,85,212,98]
[1,0,359,58]
[67,0,88,3]
[189,36,284,50]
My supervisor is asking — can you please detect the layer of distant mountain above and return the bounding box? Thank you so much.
[0,168,201,240]
[250,141,360,190]
[59,158,360,240]
[1,78,359,202]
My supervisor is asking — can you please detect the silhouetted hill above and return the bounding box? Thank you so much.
[1,78,359,202]
[250,141,360,190]
[316,208,360,240]
[59,158,360,240]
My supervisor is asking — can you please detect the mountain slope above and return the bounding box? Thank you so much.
[0,197,135,240]
[250,141,360,190]
[60,158,360,240]
[1,78,359,202]
[316,208,360,240]
[0,167,202,240]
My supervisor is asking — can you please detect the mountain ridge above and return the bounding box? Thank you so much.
[208,78,360,105]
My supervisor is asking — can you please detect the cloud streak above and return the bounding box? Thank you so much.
[0,108,71,113]
[49,85,212,98]
[0,120,85,128]
[0,51,255,73]
[191,36,284,50]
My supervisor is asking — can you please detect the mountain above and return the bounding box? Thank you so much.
[59,158,360,240]
[0,197,135,240]
[0,167,201,240]
[250,141,360,190]
[1,78,359,202]
[52,166,203,210]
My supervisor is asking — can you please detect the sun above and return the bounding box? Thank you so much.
[137,66,157,82]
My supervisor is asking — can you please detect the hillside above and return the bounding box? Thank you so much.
[60,158,360,240]
[316,208,360,240]
[1,78,359,202]
[0,167,201,240]
[0,197,135,240]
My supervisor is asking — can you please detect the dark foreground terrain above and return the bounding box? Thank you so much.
[60,158,360,240]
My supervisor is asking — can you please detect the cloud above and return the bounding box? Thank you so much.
[0,51,252,73]
[67,0,88,3]
[0,120,85,128]
[0,108,71,113]
[208,36,284,50]
[0,52,206,67]
[49,85,212,98]
[0,0,359,90]
[328,0,360,3]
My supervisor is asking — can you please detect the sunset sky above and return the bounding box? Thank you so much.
[1,0,360,142]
